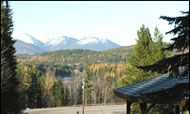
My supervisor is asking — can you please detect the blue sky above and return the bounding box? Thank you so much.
[10,1,189,46]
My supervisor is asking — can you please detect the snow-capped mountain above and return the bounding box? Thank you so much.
[14,40,46,55]
[46,36,78,51]
[13,33,45,46]
[13,33,48,55]
[77,37,100,45]
[70,37,120,51]
[13,33,121,55]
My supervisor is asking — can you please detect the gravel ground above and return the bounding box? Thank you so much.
[27,104,126,114]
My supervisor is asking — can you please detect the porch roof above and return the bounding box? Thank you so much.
[114,71,189,103]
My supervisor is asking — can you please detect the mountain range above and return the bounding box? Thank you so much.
[13,33,120,55]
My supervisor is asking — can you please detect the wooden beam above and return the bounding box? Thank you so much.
[126,100,132,114]
[140,103,147,114]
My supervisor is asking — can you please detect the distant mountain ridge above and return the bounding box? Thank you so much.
[69,37,120,51]
[14,40,46,55]
[17,46,133,65]
[46,36,78,51]
[13,33,120,55]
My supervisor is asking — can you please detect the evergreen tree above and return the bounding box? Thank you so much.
[128,24,154,67]
[122,25,167,112]
[151,27,165,61]
[27,65,42,108]
[125,25,165,83]
[52,79,64,107]
[16,64,32,109]
[1,1,22,114]
[139,11,189,76]
[161,11,189,53]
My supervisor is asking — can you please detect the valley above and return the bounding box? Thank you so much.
[16,46,133,109]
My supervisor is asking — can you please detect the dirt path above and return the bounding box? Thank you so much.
[28,104,126,114]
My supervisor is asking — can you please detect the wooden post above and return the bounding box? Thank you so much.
[175,104,180,114]
[126,100,132,114]
[82,78,85,114]
[140,103,147,114]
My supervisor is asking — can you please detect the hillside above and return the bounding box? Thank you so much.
[17,46,134,65]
